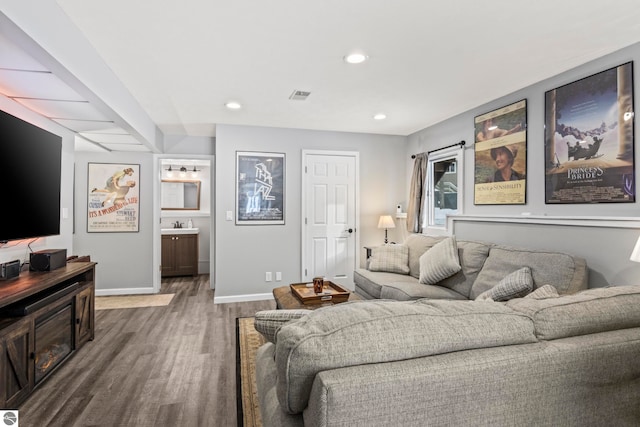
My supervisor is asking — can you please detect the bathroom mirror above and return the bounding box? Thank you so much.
[161,180,201,210]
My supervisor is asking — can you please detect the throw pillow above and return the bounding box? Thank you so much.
[254,309,311,343]
[418,236,462,285]
[368,244,410,274]
[525,284,559,300]
[475,267,534,302]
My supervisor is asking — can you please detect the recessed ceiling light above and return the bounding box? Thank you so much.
[344,52,368,64]
[225,101,242,110]
[373,113,387,120]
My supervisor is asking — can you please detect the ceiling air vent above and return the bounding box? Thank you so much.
[289,90,311,101]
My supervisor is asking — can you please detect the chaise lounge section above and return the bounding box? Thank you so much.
[255,284,640,426]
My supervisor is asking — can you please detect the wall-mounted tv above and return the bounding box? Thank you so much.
[0,110,62,243]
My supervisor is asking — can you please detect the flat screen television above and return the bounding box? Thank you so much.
[0,109,62,243]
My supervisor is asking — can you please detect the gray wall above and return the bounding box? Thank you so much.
[73,151,156,294]
[451,218,640,288]
[404,42,640,287]
[406,41,640,218]
[214,124,406,300]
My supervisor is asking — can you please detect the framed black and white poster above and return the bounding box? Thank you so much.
[236,151,285,225]
[87,163,140,232]
[544,62,635,204]
[474,99,527,205]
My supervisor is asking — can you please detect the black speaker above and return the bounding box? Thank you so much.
[29,249,67,272]
[0,259,21,280]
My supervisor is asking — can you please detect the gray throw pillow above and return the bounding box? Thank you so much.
[418,236,462,285]
[254,309,311,343]
[475,267,534,302]
[369,244,410,274]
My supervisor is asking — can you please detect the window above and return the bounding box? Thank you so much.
[424,148,464,230]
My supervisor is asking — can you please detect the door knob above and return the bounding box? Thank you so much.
[346,228,354,234]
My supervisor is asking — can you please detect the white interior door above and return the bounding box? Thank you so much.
[302,151,359,289]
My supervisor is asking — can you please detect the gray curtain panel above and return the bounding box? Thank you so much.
[406,153,428,233]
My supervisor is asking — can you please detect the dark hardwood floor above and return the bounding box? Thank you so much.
[17,275,274,427]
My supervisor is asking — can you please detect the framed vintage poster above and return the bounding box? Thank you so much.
[236,151,285,225]
[474,99,527,205]
[87,163,140,232]
[544,62,635,204]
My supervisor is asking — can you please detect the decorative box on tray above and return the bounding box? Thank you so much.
[290,281,351,305]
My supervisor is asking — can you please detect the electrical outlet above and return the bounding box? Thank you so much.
[265,272,272,282]
[276,272,282,281]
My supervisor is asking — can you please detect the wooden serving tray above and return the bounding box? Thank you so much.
[289,281,351,305]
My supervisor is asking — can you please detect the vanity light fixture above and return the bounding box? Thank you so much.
[179,166,187,178]
[166,165,174,178]
[191,166,200,178]
[344,52,368,64]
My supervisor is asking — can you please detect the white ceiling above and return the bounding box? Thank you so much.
[3,1,640,151]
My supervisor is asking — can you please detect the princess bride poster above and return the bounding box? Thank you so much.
[544,62,635,204]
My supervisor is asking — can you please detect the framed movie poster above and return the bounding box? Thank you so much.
[544,62,635,204]
[474,99,527,205]
[87,163,140,232]
[236,151,285,225]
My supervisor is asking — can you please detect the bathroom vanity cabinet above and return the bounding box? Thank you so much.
[161,233,198,277]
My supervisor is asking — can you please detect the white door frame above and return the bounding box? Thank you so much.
[301,149,360,284]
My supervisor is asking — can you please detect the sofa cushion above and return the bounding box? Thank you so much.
[419,236,461,285]
[525,284,559,300]
[475,267,534,302]
[404,234,446,279]
[354,268,419,299]
[437,240,492,298]
[254,309,311,343]
[275,299,536,414]
[470,245,588,299]
[368,244,410,274]
[506,284,640,340]
[380,283,467,301]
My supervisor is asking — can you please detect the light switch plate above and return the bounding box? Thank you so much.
[226,211,233,221]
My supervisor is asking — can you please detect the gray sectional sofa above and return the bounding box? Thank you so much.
[355,233,589,301]
[255,284,640,426]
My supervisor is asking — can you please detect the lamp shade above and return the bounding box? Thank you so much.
[377,215,395,229]
[631,236,640,262]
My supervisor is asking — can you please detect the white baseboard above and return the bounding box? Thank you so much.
[96,287,156,296]
[97,289,277,302]
[214,293,274,304]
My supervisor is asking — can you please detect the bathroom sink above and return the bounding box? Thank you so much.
[161,228,199,235]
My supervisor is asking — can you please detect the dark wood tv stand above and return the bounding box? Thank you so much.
[0,261,96,408]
